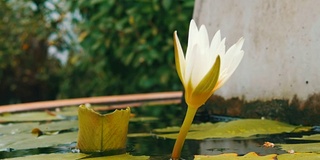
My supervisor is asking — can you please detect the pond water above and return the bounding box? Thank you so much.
[128,136,287,159]
[0,104,320,159]
[127,105,319,159]
[0,133,316,160]
[127,121,316,159]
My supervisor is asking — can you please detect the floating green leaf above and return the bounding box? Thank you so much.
[0,132,77,150]
[54,106,79,117]
[288,133,320,141]
[127,133,152,137]
[277,153,320,160]
[0,106,85,122]
[0,121,77,136]
[194,152,277,160]
[4,153,149,160]
[130,116,158,122]
[278,133,320,154]
[0,112,62,122]
[155,119,306,140]
[37,120,78,132]
[279,143,320,154]
[0,122,38,135]
[194,152,320,160]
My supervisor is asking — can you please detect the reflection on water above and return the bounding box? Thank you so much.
[198,138,286,156]
[127,107,287,159]
[0,105,317,159]
[127,136,287,160]
[127,106,289,160]
[0,136,286,160]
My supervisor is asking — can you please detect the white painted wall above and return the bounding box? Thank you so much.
[193,0,320,101]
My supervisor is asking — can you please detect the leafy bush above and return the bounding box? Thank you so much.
[0,0,64,104]
[58,0,194,98]
[0,0,194,104]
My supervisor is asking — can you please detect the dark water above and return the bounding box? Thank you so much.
[126,112,320,160]
[0,144,75,159]
[0,128,318,160]
[125,116,290,160]
[0,136,286,160]
[128,135,288,160]
[0,105,319,160]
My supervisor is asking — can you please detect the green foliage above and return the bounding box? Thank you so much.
[58,0,194,98]
[0,0,193,104]
[0,0,64,104]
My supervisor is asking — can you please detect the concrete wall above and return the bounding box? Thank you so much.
[193,0,320,101]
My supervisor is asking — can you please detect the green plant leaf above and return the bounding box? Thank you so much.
[194,152,320,160]
[279,143,320,154]
[277,153,320,160]
[155,119,307,140]
[0,122,38,135]
[278,133,320,154]
[288,133,320,141]
[0,106,83,122]
[129,116,158,122]
[0,111,63,122]
[0,132,77,150]
[127,133,152,138]
[3,153,149,160]
[37,120,78,132]
[194,152,277,160]
[77,105,130,152]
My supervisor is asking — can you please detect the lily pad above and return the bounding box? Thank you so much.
[37,120,78,132]
[278,133,320,153]
[277,153,320,160]
[0,132,77,150]
[127,133,152,137]
[194,152,277,160]
[53,107,79,117]
[279,142,320,153]
[4,153,149,160]
[130,116,158,122]
[155,119,305,140]
[288,134,320,141]
[0,122,39,135]
[0,112,63,122]
[194,152,320,160]
[0,121,78,137]
[0,106,84,122]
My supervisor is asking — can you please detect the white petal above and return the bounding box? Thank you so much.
[218,38,226,56]
[209,38,225,71]
[190,44,207,87]
[224,38,244,72]
[185,45,197,85]
[215,38,226,57]
[216,38,245,88]
[173,31,186,83]
[185,20,199,80]
[224,49,244,80]
[210,30,222,52]
[197,25,210,54]
[187,20,199,51]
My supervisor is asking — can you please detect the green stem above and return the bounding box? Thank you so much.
[171,106,198,160]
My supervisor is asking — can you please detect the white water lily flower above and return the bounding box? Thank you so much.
[174,19,244,108]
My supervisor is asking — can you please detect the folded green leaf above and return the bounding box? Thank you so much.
[77,105,130,153]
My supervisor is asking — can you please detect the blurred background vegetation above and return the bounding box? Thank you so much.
[0,0,194,105]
